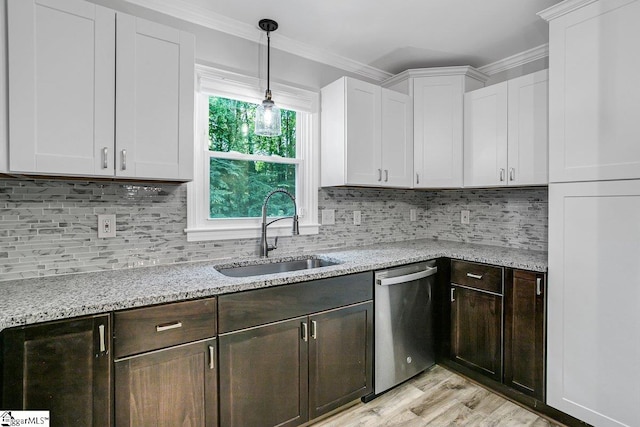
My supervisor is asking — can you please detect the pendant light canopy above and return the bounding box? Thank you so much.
[255,19,281,137]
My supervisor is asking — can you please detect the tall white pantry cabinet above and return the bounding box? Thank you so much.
[540,1,640,426]
[4,0,195,181]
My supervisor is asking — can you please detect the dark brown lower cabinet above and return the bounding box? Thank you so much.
[504,269,545,401]
[115,338,218,427]
[219,302,373,427]
[1,314,111,427]
[451,285,502,381]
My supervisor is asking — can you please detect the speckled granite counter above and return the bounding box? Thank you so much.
[0,239,547,331]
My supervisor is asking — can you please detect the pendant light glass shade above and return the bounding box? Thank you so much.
[255,92,281,136]
[255,19,281,137]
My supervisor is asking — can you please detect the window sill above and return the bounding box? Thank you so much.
[185,223,320,242]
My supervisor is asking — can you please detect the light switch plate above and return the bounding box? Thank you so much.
[410,209,417,222]
[321,209,335,225]
[353,210,361,225]
[461,210,470,225]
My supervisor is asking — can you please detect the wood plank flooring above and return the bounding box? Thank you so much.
[311,365,562,427]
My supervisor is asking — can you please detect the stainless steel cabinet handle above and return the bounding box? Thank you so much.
[156,321,182,332]
[377,169,382,182]
[311,320,317,340]
[102,147,108,169]
[384,169,389,182]
[499,168,505,182]
[451,288,455,302]
[377,266,438,286]
[98,324,106,353]
[121,149,127,171]
[536,277,542,296]
[509,167,515,182]
[416,173,420,185]
[466,273,483,280]
[208,345,215,370]
[302,322,308,342]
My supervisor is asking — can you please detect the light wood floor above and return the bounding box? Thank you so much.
[311,365,562,427]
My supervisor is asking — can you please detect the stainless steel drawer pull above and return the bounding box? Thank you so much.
[509,167,515,182]
[302,322,308,342]
[102,147,108,169]
[499,168,505,182]
[121,149,127,170]
[311,320,317,340]
[208,345,215,370]
[384,169,389,182]
[98,324,106,353]
[378,169,382,181]
[450,288,455,302]
[466,273,483,280]
[536,277,542,296]
[416,173,419,184]
[155,321,182,332]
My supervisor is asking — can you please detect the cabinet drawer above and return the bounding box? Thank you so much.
[451,260,503,294]
[218,272,373,333]
[114,297,216,358]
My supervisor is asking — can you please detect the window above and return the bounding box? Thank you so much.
[186,66,319,242]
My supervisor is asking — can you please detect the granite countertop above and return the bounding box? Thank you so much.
[0,239,547,331]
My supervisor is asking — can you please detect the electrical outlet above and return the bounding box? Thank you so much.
[321,209,335,225]
[461,210,470,225]
[410,209,417,222]
[353,210,362,225]
[98,214,116,238]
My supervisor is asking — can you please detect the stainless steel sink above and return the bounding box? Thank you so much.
[216,257,340,277]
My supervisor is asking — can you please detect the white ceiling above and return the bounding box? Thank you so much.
[127,0,561,79]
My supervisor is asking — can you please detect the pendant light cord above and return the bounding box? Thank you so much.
[267,30,271,97]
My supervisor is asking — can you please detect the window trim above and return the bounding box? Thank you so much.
[185,65,320,242]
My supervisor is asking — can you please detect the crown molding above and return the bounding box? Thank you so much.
[124,0,393,82]
[382,66,490,87]
[478,44,549,75]
[537,0,599,21]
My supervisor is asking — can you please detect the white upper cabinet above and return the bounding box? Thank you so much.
[8,0,116,177]
[464,70,548,187]
[6,0,194,181]
[540,0,640,183]
[321,77,412,188]
[115,15,194,180]
[383,67,487,188]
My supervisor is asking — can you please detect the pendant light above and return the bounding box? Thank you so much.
[255,19,282,137]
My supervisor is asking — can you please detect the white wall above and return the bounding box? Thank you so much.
[0,0,8,172]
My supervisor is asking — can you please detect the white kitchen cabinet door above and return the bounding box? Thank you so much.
[381,88,413,187]
[413,76,465,188]
[116,14,195,180]
[7,0,115,176]
[345,78,382,186]
[507,70,548,186]
[542,0,640,183]
[463,83,508,187]
[548,180,640,427]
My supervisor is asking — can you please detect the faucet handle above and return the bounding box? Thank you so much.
[268,236,278,252]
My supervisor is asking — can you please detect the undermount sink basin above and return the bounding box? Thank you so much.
[216,257,341,278]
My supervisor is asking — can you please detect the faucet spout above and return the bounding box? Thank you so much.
[260,188,299,257]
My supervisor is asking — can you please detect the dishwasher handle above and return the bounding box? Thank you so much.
[377,266,438,286]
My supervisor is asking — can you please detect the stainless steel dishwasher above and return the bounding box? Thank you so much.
[374,260,437,395]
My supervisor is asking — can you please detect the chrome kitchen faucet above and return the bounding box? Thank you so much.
[260,188,299,257]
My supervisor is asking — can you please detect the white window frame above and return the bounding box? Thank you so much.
[185,65,320,242]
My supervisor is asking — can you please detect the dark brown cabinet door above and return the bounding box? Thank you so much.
[219,317,309,427]
[504,269,545,400]
[451,286,502,381]
[115,338,218,427]
[1,314,111,427]
[308,302,373,419]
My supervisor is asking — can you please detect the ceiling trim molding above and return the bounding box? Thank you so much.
[478,44,549,75]
[537,0,599,21]
[382,66,489,87]
[124,0,393,82]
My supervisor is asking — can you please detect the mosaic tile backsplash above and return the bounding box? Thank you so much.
[0,178,547,281]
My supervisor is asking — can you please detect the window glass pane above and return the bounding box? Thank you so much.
[208,96,296,158]
[209,158,296,219]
